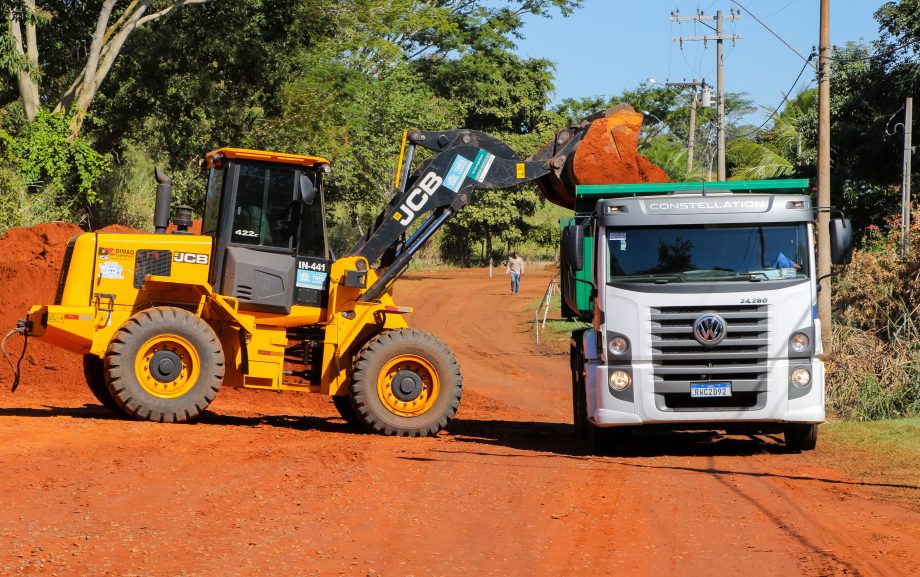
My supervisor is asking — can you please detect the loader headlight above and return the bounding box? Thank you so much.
[790,332,810,353]
[609,370,632,391]
[608,336,629,355]
[790,367,811,387]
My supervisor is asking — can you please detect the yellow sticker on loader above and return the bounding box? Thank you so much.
[516,163,525,179]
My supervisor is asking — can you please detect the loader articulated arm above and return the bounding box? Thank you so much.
[349,128,563,303]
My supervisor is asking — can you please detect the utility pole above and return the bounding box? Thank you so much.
[902,97,914,256]
[817,0,831,350]
[666,80,704,174]
[671,9,741,181]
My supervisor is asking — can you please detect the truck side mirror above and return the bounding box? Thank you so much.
[830,217,853,265]
[299,174,316,205]
[562,224,584,271]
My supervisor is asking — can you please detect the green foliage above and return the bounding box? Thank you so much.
[93,141,158,231]
[828,206,920,420]
[640,136,692,181]
[441,186,540,265]
[417,49,558,134]
[529,220,561,251]
[5,109,108,203]
[726,139,794,180]
[249,60,457,249]
[0,108,108,231]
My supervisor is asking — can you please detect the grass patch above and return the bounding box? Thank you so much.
[821,417,920,509]
[527,295,587,353]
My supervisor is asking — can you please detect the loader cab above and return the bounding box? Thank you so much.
[204,148,332,314]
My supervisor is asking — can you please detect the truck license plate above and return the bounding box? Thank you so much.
[690,383,732,398]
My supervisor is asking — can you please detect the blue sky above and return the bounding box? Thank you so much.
[514,1,885,124]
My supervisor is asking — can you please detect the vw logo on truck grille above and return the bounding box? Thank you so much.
[693,314,726,346]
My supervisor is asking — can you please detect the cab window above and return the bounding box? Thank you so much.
[232,164,297,248]
[297,173,328,258]
[203,167,225,236]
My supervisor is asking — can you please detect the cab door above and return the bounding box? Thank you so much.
[218,161,301,314]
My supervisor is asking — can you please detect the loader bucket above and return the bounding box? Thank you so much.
[529,104,670,209]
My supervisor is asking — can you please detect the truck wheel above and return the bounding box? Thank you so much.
[571,349,588,439]
[351,329,462,437]
[105,307,225,423]
[587,424,622,456]
[332,394,362,428]
[82,354,121,413]
[784,423,818,452]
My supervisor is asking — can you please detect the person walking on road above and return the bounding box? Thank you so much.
[506,251,525,294]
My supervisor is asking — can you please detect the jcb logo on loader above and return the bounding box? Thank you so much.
[393,172,442,227]
[173,252,209,265]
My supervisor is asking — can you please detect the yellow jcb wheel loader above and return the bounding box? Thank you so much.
[10,123,598,436]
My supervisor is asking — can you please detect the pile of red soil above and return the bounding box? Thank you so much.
[571,104,670,186]
[532,103,671,208]
[0,223,138,393]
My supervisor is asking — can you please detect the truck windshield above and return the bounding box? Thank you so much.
[607,223,810,283]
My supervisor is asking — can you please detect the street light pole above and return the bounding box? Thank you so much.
[817,0,832,350]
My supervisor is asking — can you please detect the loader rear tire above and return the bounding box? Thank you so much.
[82,354,121,413]
[351,329,462,437]
[105,307,225,423]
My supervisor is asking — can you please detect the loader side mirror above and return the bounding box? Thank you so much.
[299,174,316,205]
[830,217,853,265]
[562,224,584,271]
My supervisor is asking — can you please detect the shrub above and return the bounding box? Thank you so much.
[829,207,920,419]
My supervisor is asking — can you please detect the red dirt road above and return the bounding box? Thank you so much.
[1,268,918,576]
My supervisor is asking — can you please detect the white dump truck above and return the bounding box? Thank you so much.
[561,180,852,452]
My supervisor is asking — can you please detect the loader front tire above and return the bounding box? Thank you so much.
[82,354,121,413]
[105,307,225,423]
[351,329,462,437]
[332,394,362,428]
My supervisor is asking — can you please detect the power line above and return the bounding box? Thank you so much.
[736,53,815,140]
[729,0,814,68]
[762,0,798,19]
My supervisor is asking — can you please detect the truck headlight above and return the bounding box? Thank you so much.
[790,367,811,387]
[609,336,629,355]
[790,332,810,353]
[609,369,632,391]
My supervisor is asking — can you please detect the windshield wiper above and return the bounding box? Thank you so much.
[614,273,683,284]
[677,270,769,282]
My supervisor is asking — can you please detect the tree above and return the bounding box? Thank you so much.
[442,186,540,265]
[2,0,221,136]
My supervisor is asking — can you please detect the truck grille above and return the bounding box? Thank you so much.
[650,305,768,411]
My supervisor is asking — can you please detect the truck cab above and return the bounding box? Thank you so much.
[562,179,852,452]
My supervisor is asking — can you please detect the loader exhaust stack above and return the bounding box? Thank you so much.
[153,167,173,234]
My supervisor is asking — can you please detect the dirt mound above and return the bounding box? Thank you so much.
[0,223,86,392]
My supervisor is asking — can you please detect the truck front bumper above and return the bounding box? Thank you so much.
[588,359,825,427]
